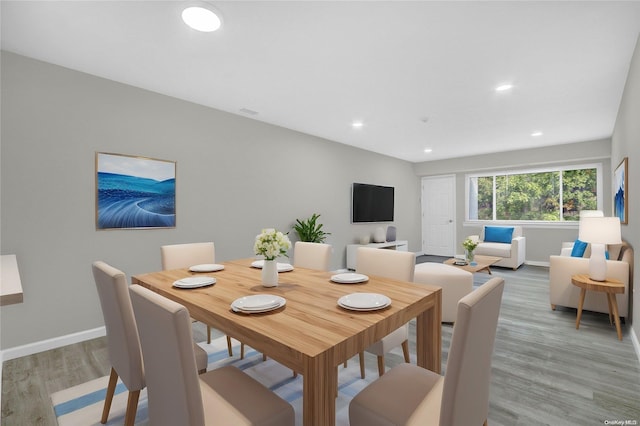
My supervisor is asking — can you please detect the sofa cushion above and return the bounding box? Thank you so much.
[475,242,512,258]
[570,239,588,257]
[484,226,514,244]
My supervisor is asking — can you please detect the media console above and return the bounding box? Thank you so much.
[346,240,409,270]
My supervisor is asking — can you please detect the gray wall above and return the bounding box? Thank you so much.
[413,140,613,264]
[611,34,640,343]
[0,52,421,349]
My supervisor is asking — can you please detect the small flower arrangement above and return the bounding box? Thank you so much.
[462,238,478,252]
[254,228,291,260]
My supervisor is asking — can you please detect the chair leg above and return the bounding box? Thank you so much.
[240,343,245,359]
[483,421,488,426]
[262,353,267,361]
[226,335,233,356]
[401,340,410,363]
[207,326,212,344]
[124,390,141,426]
[343,361,348,368]
[377,355,385,377]
[359,352,365,379]
[101,368,118,424]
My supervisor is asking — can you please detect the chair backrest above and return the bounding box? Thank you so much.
[439,277,505,426]
[160,242,215,270]
[129,285,205,426]
[356,247,415,282]
[91,261,144,391]
[293,241,332,271]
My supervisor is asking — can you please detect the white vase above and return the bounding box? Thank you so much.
[261,259,278,287]
[373,227,386,243]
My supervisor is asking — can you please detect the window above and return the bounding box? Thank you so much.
[467,164,601,223]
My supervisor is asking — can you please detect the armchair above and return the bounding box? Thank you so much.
[469,225,526,270]
[549,241,633,319]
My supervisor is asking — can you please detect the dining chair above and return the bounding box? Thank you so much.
[293,241,332,271]
[160,242,232,353]
[349,277,505,426]
[355,247,416,378]
[92,261,208,426]
[129,284,294,426]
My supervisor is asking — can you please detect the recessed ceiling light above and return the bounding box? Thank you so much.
[423,148,433,153]
[182,6,222,32]
[495,84,514,92]
[352,121,364,129]
[531,131,543,137]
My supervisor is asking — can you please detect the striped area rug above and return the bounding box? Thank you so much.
[51,337,388,426]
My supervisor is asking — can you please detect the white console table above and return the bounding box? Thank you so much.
[346,240,409,270]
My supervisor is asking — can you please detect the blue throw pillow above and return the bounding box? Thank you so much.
[484,226,514,244]
[570,239,588,257]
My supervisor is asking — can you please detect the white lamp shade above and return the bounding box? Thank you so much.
[578,217,622,245]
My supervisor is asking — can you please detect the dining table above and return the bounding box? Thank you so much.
[131,258,442,426]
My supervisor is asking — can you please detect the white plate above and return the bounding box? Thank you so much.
[189,263,224,272]
[337,293,391,311]
[330,273,369,284]
[250,260,294,272]
[231,295,286,313]
[172,277,216,289]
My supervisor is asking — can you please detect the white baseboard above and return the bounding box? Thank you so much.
[631,326,640,365]
[0,326,106,363]
[525,260,550,267]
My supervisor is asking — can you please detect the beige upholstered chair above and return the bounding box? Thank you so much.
[293,241,332,271]
[160,242,232,352]
[92,261,207,426]
[129,285,294,426]
[355,247,416,378]
[349,277,505,426]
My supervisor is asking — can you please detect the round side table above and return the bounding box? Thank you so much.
[571,273,625,340]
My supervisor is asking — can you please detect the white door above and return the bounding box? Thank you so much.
[422,175,456,256]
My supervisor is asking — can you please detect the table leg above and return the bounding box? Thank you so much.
[606,295,614,325]
[607,294,623,341]
[303,352,336,426]
[416,289,442,374]
[576,288,586,329]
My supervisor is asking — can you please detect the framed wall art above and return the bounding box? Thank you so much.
[96,152,176,230]
[614,157,628,225]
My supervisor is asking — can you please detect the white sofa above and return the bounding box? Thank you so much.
[469,225,526,270]
[549,241,633,319]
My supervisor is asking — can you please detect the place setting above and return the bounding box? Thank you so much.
[250,259,294,272]
[231,294,286,314]
[330,272,369,284]
[172,276,217,289]
[337,292,391,311]
[189,263,225,272]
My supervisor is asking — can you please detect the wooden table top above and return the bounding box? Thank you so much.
[443,255,502,273]
[132,258,441,366]
[571,274,625,294]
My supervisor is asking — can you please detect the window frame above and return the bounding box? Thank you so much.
[464,163,603,229]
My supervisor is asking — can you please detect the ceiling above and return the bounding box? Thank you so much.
[2,1,640,163]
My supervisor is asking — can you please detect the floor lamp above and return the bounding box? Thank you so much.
[578,217,622,281]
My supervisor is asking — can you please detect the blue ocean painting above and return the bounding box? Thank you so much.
[97,172,176,229]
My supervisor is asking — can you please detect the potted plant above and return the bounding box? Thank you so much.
[293,213,331,243]
[462,238,479,264]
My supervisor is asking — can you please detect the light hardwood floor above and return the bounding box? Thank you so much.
[2,265,639,425]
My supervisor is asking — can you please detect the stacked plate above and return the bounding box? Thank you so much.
[172,277,216,289]
[231,294,286,313]
[189,263,224,272]
[250,260,294,272]
[338,293,391,311]
[330,273,369,284]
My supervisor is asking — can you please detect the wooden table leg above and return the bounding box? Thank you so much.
[303,352,335,426]
[417,289,442,374]
[607,294,623,341]
[576,288,586,329]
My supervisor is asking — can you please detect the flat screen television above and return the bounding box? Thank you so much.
[352,183,394,223]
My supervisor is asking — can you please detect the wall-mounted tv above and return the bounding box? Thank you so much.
[352,183,395,223]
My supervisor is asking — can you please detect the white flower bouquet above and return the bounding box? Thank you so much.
[254,228,291,260]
